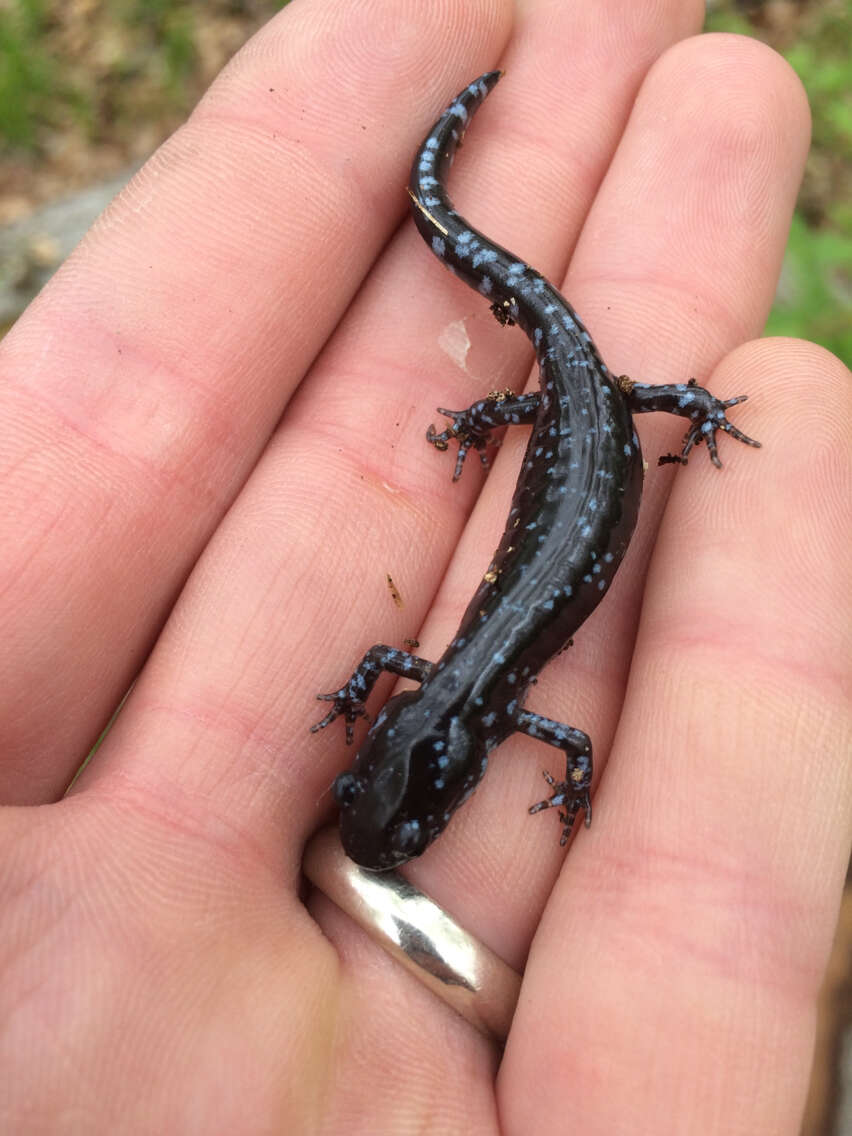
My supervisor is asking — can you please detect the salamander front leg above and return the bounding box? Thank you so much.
[311,646,433,744]
[427,391,539,480]
[514,709,593,846]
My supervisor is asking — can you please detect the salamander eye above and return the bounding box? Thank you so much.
[388,819,428,859]
[333,771,363,807]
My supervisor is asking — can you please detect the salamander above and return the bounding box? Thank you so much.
[312,71,759,871]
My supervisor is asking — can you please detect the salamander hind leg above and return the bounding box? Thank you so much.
[514,709,593,847]
[311,645,433,744]
[621,377,761,468]
[427,391,540,480]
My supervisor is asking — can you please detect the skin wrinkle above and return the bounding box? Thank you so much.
[85,167,343,338]
[283,396,450,513]
[126,569,404,812]
[658,640,850,743]
[575,235,778,358]
[644,588,847,664]
[6,356,239,504]
[580,49,807,313]
[83,770,297,881]
[5,285,277,502]
[571,273,758,362]
[181,108,395,253]
[131,661,300,761]
[570,833,832,997]
[0,476,89,606]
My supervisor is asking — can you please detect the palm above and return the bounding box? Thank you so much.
[1,3,849,1133]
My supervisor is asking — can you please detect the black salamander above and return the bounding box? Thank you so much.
[312,71,759,871]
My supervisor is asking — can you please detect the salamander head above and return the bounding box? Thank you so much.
[332,690,482,871]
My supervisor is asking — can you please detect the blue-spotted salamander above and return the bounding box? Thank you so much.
[312,71,759,870]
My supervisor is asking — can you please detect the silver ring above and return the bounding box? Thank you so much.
[303,828,522,1042]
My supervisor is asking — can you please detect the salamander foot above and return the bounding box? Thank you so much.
[529,769,592,846]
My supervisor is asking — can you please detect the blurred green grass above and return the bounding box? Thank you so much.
[0,0,79,147]
[0,0,196,146]
[1,0,849,364]
[0,1,260,155]
[705,0,852,364]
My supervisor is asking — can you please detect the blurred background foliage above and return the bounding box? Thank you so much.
[705,0,851,365]
[0,0,849,363]
[0,1,288,207]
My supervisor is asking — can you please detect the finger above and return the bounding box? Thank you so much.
[75,6,701,870]
[504,336,852,1131]
[400,32,809,964]
[0,0,511,803]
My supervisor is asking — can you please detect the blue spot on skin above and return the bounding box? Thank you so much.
[432,236,446,258]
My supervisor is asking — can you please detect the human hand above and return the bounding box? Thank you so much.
[2,2,850,1132]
